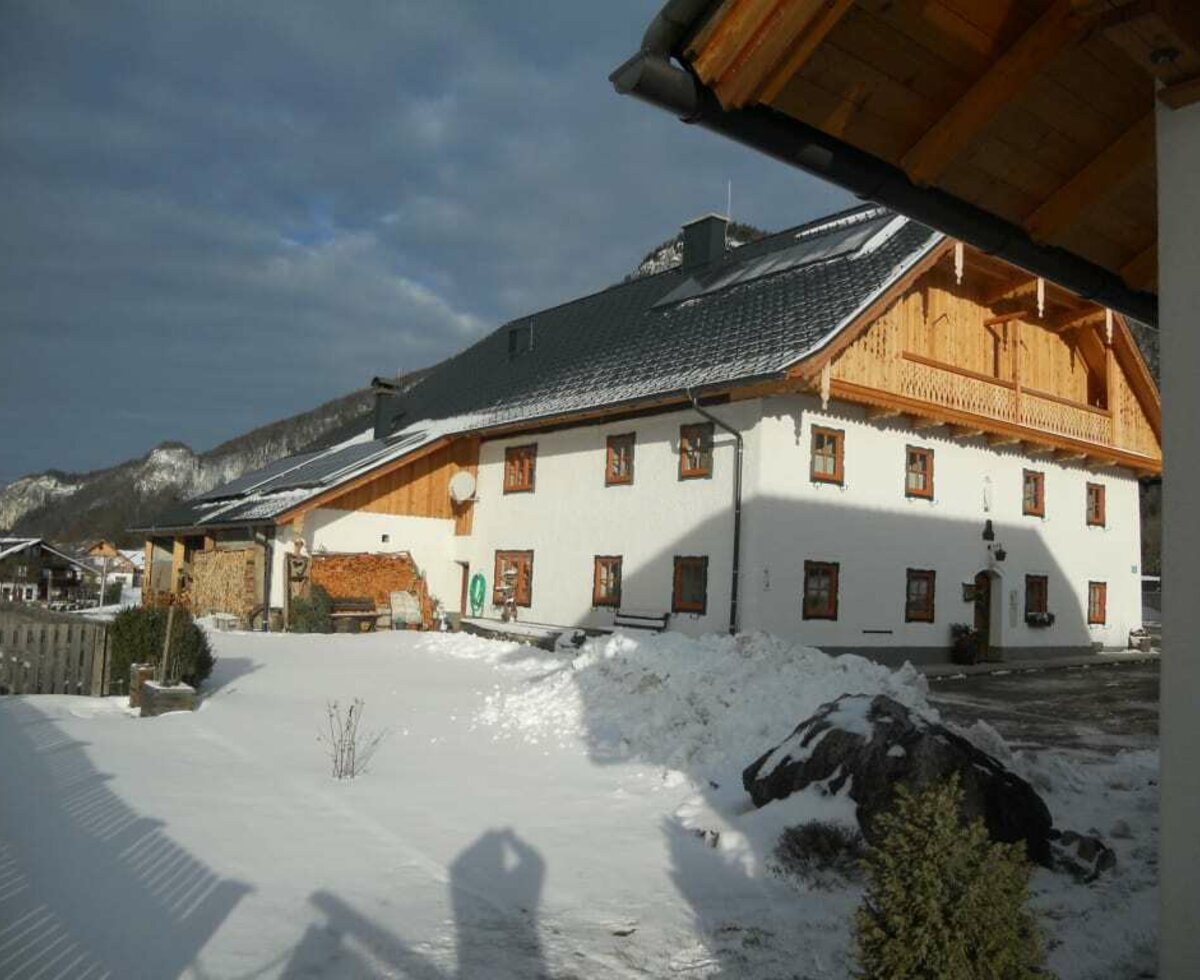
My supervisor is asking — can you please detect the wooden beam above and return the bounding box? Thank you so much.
[1054,449,1088,462]
[949,425,984,439]
[1086,455,1119,470]
[1159,73,1200,109]
[909,416,945,431]
[1025,114,1154,242]
[1121,242,1157,290]
[1023,441,1056,455]
[758,0,857,104]
[1047,306,1105,332]
[901,1,1090,185]
[865,405,902,422]
[987,434,1022,447]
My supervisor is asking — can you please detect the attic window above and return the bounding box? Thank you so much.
[508,322,534,359]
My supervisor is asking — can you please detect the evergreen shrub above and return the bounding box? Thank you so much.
[855,775,1044,980]
[110,605,215,689]
[289,585,334,634]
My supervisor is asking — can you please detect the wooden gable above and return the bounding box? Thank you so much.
[794,241,1161,472]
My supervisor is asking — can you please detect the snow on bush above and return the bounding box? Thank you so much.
[465,630,935,777]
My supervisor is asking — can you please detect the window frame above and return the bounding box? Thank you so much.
[1022,469,1045,517]
[1024,574,1049,616]
[678,423,714,480]
[905,568,936,623]
[905,446,935,500]
[802,560,840,620]
[493,550,534,607]
[1087,581,1108,625]
[1086,482,1106,527]
[672,555,709,614]
[503,444,537,494]
[592,555,623,608]
[810,426,845,485]
[605,433,636,487]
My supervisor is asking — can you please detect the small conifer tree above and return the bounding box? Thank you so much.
[855,775,1044,980]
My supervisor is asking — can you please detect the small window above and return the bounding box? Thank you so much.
[803,560,839,620]
[508,322,533,359]
[679,423,714,480]
[810,427,844,484]
[905,568,936,622]
[1025,574,1048,616]
[1023,469,1045,517]
[16,565,27,578]
[1086,483,1106,527]
[593,556,623,607]
[1088,581,1107,625]
[905,446,934,499]
[493,550,534,607]
[503,444,537,494]
[605,433,635,486]
[672,556,708,614]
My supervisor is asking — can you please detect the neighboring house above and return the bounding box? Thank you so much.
[134,205,1161,664]
[81,539,142,589]
[0,537,97,603]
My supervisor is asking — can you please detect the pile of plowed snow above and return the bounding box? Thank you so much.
[454,630,935,776]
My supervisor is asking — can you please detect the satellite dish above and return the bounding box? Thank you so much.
[449,471,476,504]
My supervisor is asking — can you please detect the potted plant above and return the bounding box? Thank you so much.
[949,623,982,664]
[1025,611,1056,628]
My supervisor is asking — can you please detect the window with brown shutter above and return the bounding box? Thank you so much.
[1025,574,1048,616]
[593,556,622,607]
[905,446,934,499]
[803,560,839,620]
[679,423,713,480]
[1022,469,1045,517]
[504,445,537,494]
[605,434,635,486]
[905,568,936,622]
[810,427,844,484]
[672,556,708,613]
[493,550,534,606]
[1086,483,1106,527]
[1088,581,1107,625]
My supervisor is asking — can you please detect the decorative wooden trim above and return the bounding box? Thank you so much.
[1020,384,1110,417]
[909,416,945,431]
[1025,114,1153,243]
[987,433,1023,447]
[605,432,636,487]
[672,555,709,615]
[905,446,934,499]
[949,425,984,439]
[902,352,1016,390]
[865,406,902,422]
[802,560,839,620]
[901,0,1090,185]
[1087,580,1108,625]
[1086,482,1107,527]
[592,555,623,607]
[679,422,715,480]
[810,425,845,485]
[503,444,537,494]
[1023,441,1055,456]
[905,568,936,623]
[1023,469,1046,517]
[1054,449,1088,463]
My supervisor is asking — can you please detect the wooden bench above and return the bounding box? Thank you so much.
[613,609,671,633]
[330,597,385,633]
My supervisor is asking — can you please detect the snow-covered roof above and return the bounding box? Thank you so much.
[135,205,941,535]
[0,537,96,574]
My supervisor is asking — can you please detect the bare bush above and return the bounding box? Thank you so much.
[774,821,864,888]
[319,699,385,779]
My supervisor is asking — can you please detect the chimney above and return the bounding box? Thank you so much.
[680,213,728,271]
[371,376,402,439]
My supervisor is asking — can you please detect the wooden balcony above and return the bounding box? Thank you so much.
[898,354,1112,447]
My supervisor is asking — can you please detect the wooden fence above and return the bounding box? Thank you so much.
[0,607,112,696]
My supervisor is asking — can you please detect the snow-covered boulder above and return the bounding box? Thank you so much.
[742,694,1054,865]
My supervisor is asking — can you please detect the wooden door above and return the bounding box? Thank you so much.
[973,571,991,658]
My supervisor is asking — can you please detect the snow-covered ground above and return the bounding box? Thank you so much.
[0,629,1158,978]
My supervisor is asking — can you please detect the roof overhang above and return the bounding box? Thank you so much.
[611,0,1189,328]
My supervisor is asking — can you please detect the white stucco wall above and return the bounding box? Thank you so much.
[462,403,759,634]
[747,395,1142,657]
[1156,95,1200,979]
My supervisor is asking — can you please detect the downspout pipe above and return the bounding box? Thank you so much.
[610,25,1158,327]
[261,526,273,633]
[687,389,742,635]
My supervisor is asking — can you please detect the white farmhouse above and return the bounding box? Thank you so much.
[135,205,1161,666]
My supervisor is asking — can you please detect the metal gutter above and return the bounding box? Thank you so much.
[609,25,1158,327]
[687,389,742,635]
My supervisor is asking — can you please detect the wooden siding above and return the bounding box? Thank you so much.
[318,438,480,535]
[828,257,1161,465]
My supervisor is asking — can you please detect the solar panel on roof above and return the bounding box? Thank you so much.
[194,451,324,501]
[653,211,895,309]
[248,440,388,493]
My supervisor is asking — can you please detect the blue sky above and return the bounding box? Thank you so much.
[0,0,851,485]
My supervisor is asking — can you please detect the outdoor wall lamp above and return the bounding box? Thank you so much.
[982,519,995,542]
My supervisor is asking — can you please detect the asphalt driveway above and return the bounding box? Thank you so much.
[927,661,1159,754]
